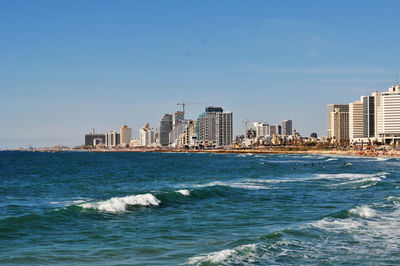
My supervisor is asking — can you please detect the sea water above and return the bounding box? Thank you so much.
[1,151,399,265]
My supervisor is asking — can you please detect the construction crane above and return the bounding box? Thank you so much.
[177,101,204,116]
[242,119,250,138]
[177,101,186,115]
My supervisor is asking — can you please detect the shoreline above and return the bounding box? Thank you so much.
[8,147,400,158]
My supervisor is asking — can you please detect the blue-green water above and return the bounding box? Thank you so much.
[1,151,400,265]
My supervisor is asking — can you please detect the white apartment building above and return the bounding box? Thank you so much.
[139,124,155,147]
[349,100,364,142]
[253,122,269,137]
[376,83,400,143]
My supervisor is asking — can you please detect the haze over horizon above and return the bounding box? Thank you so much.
[1,0,399,148]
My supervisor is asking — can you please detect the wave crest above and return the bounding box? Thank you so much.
[188,244,257,265]
[349,205,376,218]
[176,189,190,196]
[79,193,160,213]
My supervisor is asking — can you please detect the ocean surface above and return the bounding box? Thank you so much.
[1,151,400,265]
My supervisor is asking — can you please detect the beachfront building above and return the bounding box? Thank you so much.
[177,120,198,148]
[105,131,120,147]
[197,106,222,147]
[120,125,132,147]
[216,111,233,147]
[282,120,293,136]
[130,139,141,148]
[269,125,281,136]
[197,106,233,148]
[159,114,173,146]
[253,122,269,138]
[84,128,105,146]
[169,119,190,147]
[330,108,349,143]
[361,95,375,139]
[376,83,400,144]
[349,100,364,142]
[327,104,349,138]
[139,124,155,147]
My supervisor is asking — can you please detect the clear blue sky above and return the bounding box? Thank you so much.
[1,0,399,148]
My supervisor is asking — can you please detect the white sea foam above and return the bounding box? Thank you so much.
[176,189,190,196]
[311,218,360,232]
[79,193,160,212]
[194,181,269,190]
[51,199,88,206]
[349,205,376,218]
[188,249,234,264]
[187,244,256,265]
[325,158,338,161]
[246,172,387,185]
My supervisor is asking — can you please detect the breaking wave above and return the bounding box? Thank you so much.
[187,244,257,265]
[176,189,190,196]
[349,205,376,218]
[187,198,400,265]
[326,158,338,161]
[193,181,269,190]
[79,193,160,213]
[245,172,387,187]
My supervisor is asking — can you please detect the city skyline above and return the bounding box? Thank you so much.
[1,1,399,148]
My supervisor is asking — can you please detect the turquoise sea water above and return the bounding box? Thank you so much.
[1,151,400,265]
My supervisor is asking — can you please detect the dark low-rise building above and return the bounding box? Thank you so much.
[85,131,105,146]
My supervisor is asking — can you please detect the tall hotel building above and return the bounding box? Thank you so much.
[120,125,132,147]
[329,107,349,142]
[362,96,375,138]
[197,106,233,147]
[376,83,400,143]
[327,104,349,138]
[349,100,364,141]
[159,114,173,146]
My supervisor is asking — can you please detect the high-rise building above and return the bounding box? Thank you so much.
[84,128,105,146]
[139,124,155,147]
[362,96,375,138]
[172,111,184,127]
[253,122,269,137]
[159,114,173,146]
[197,106,232,147]
[197,106,223,146]
[376,83,400,143]
[216,112,233,147]
[349,100,364,141]
[330,108,349,142]
[327,104,349,137]
[269,125,281,136]
[105,131,120,147]
[282,120,293,136]
[120,125,132,147]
